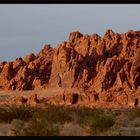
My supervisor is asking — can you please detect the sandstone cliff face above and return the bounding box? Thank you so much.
[49,30,140,92]
[1,29,140,107]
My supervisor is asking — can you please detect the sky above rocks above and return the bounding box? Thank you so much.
[0,4,139,61]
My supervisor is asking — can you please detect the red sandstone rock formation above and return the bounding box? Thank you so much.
[49,30,140,94]
[27,94,39,106]
[1,29,140,107]
[0,44,54,90]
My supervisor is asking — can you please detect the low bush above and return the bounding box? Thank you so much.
[11,118,60,136]
[89,114,115,135]
[0,104,116,136]
[68,106,104,125]
[22,118,60,136]
[0,105,38,123]
[34,105,72,124]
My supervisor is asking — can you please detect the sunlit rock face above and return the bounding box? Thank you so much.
[0,44,54,90]
[1,29,140,108]
[49,30,140,93]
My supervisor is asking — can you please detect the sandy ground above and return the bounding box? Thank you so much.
[0,123,12,136]
[0,87,70,99]
[0,87,80,98]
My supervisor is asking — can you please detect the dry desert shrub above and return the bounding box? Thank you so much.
[10,119,27,136]
[89,114,115,135]
[21,118,60,136]
[0,105,37,123]
[0,104,117,136]
[34,105,72,124]
[11,118,60,136]
[68,106,104,125]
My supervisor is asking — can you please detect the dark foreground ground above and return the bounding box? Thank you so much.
[0,104,140,136]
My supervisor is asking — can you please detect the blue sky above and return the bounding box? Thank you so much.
[0,4,140,61]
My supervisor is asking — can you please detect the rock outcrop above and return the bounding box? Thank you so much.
[1,29,140,108]
[0,44,54,90]
[49,30,140,93]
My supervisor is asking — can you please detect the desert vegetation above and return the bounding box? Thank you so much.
[0,105,140,136]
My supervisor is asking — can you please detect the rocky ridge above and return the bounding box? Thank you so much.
[1,29,140,108]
